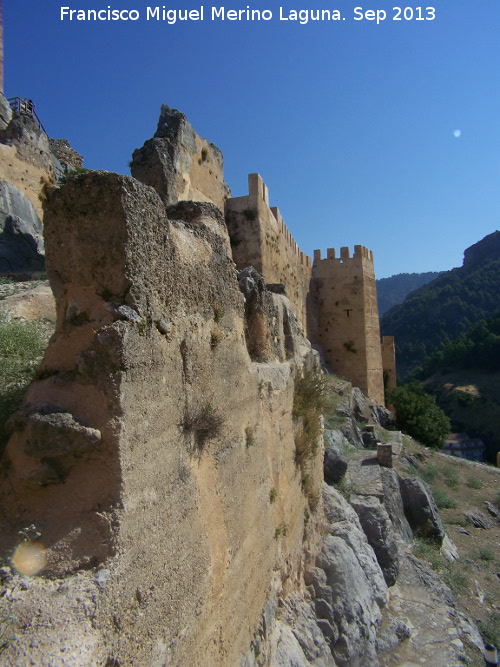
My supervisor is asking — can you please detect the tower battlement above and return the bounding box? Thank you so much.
[313,245,374,264]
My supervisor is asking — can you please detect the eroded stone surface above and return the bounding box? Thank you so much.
[0,179,45,273]
[0,170,322,666]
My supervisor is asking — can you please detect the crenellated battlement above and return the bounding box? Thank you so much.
[313,245,374,265]
[226,173,313,331]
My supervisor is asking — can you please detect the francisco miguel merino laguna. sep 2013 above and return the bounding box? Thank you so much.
[60,6,347,23]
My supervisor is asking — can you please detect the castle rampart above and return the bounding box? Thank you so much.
[225,172,392,405]
[226,173,313,334]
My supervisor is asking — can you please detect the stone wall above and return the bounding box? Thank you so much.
[0,171,323,666]
[226,173,314,336]
[312,246,385,405]
[131,104,230,210]
[382,335,397,394]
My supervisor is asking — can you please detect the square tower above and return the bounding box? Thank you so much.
[312,245,385,405]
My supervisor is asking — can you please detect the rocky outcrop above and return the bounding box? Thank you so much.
[0,92,12,130]
[268,595,336,666]
[0,179,45,272]
[399,476,445,539]
[399,476,459,561]
[49,138,84,183]
[131,104,230,209]
[0,111,52,172]
[463,230,500,270]
[350,494,399,586]
[49,138,83,172]
[379,467,413,545]
[0,171,323,666]
[323,445,348,485]
[306,485,387,667]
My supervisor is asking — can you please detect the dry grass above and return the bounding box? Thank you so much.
[181,404,224,451]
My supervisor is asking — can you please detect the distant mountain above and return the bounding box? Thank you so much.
[380,231,500,380]
[376,272,442,316]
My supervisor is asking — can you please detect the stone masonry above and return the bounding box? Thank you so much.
[129,108,396,406]
[313,246,385,405]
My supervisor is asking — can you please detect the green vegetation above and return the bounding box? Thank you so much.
[269,488,277,504]
[343,339,356,353]
[243,208,257,221]
[0,313,52,454]
[466,476,483,489]
[292,371,327,464]
[415,537,470,598]
[478,547,495,562]
[63,166,90,182]
[442,567,469,596]
[417,464,440,484]
[245,426,255,448]
[414,537,443,571]
[389,382,450,448]
[416,312,500,379]
[441,466,459,489]
[274,522,288,539]
[478,612,500,648]
[212,301,224,324]
[432,487,457,509]
[210,328,221,349]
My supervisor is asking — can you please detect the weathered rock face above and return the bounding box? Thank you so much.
[0,92,12,130]
[380,467,413,545]
[350,493,399,586]
[306,484,388,667]
[49,138,83,172]
[323,445,348,485]
[131,104,230,209]
[267,594,336,667]
[0,112,52,172]
[0,179,45,272]
[399,476,446,539]
[0,171,323,666]
[49,138,84,183]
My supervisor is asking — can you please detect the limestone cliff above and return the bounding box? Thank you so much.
[0,171,324,665]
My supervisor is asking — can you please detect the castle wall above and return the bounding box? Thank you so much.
[312,246,385,405]
[382,335,397,396]
[0,172,323,666]
[225,173,313,335]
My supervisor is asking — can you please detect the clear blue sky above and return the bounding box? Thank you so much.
[4,1,499,278]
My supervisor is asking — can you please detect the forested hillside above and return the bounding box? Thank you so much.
[376,271,442,316]
[380,231,500,380]
[416,312,500,379]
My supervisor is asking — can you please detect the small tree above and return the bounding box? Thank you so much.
[389,382,450,449]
